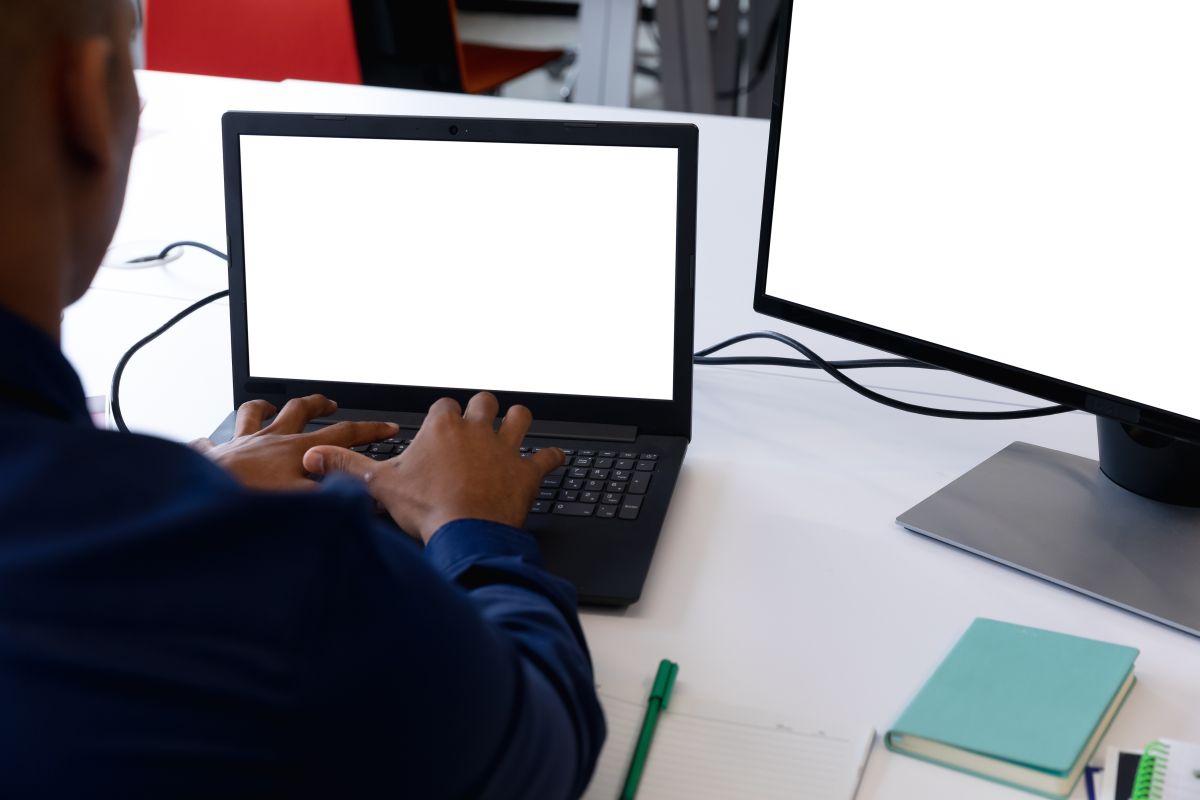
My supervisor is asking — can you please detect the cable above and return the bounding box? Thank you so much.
[124,240,229,265]
[109,242,229,433]
[107,243,1068,428]
[715,7,782,100]
[694,331,1073,420]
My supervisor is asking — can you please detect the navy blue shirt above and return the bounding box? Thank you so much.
[0,307,604,798]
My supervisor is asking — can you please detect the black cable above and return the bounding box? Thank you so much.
[108,244,1068,427]
[693,331,1073,420]
[125,240,229,264]
[110,242,229,433]
[716,7,782,100]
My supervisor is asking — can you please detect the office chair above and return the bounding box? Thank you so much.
[143,0,362,84]
[350,0,565,94]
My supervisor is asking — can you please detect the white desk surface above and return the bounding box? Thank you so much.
[66,71,1200,800]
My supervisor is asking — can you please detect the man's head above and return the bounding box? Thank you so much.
[0,0,139,336]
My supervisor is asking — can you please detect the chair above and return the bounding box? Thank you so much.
[143,0,362,84]
[350,0,565,94]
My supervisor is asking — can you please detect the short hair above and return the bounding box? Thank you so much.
[0,0,120,148]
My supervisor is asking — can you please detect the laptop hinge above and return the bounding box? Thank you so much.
[312,410,638,442]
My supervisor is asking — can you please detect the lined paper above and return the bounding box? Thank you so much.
[1159,740,1200,799]
[582,688,873,800]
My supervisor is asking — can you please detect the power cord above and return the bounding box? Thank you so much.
[694,331,1072,420]
[107,242,1071,431]
[109,242,229,434]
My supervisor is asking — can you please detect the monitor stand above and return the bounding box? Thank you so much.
[897,418,1200,638]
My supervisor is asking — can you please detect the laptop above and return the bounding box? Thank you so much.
[214,111,698,606]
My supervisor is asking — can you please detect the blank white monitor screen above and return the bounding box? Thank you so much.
[765,0,1200,420]
[239,135,679,400]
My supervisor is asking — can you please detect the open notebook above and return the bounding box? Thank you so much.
[582,677,874,800]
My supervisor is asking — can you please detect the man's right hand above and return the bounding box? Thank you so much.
[302,392,564,543]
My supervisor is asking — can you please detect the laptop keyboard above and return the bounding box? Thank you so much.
[351,439,659,521]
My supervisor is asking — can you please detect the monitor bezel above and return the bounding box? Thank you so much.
[753,0,1200,445]
[223,111,697,439]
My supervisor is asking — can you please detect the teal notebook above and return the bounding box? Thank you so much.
[886,618,1138,798]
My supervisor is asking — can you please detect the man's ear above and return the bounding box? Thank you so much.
[59,37,118,173]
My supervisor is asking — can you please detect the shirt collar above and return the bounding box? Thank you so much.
[0,305,91,426]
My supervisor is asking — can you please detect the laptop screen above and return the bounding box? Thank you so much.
[238,134,679,401]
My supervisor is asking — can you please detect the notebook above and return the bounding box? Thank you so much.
[886,618,1138,799]
[582,677,874,800]
[1132,739,1200,800]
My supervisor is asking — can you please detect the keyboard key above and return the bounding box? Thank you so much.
[549,466,567,477]
[553,502,596,517]
[581,491,601,504]
[585,479,606,492]
[538,489,556,500]
[629,472,651,495]
[573,457,593,468]
[607,481,627,493]
[615,459,635,471]
[530,500,551,514]
[368,443,396,454]
[612,470,632,481]
[519,446,530,453]
[639,453,659,461]
[569,467,590,479]
[558,490,579,502]
[369,453,392,461]
[563,478,584,491]
[599,450,618,459]
[351,445,370,453]
[602,492,623,505]
[619,495,644,520]
[620,452,638,460]
[590,469,610,480]
[636,460,655,472]
[595,458,614,469]
[541,474,563,488]
[579,450,597,457]
[597,504,618,519]
[560,449,576,456]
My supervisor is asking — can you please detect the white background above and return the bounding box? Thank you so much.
[240,135,679,399]
[766,0,1200,420]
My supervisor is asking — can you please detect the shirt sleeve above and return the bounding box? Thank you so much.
[297,497,606,800]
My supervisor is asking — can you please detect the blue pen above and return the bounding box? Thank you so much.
[1084,765,1101,800]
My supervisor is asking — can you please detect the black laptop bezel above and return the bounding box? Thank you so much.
[222,111,697,439]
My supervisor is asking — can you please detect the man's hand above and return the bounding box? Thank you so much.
[192,395,399,492]
[302,392,564,543]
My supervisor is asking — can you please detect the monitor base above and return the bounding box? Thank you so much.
[897,439,1200,638]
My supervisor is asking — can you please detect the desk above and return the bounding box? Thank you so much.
[66,70,1200,799]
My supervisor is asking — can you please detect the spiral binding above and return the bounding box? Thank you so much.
[1131,740,1172,800]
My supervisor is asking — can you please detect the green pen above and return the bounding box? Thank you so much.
[620,659,679,800]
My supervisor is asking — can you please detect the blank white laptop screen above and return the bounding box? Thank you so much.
[765,0,1200,420]
[239,135,679,400]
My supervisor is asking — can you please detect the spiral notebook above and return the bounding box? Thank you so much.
[581,677,874,800]
[1132,739,1200,800]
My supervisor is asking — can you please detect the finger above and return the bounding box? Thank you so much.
[307,421,400,448]
[189,437,215,454]
[528,447,566,477]
[234,399,277,436]
[425,396,463,423]
[303,444,377,479]
[463,392,499,426]
[497,404,532,449]
[264,394,337,434]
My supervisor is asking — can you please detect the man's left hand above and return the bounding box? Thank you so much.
[191,394,398,492]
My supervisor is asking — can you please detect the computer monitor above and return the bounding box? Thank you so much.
[755,0,1200,636]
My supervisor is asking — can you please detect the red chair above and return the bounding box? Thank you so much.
[143,0,363,84]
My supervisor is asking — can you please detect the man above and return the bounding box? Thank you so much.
[0,1,605,797]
